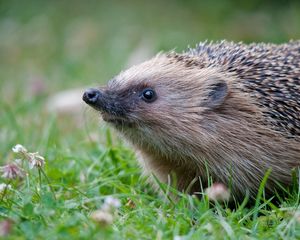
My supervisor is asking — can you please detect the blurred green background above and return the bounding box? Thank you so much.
[1,0,300,90]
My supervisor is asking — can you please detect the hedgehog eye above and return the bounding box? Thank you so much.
[141,88,157,103]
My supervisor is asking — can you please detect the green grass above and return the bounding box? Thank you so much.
[1,0,300,239]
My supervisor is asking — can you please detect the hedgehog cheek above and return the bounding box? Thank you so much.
[200,78,228,109]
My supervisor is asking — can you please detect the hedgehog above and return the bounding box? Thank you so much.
[83,40,300,201]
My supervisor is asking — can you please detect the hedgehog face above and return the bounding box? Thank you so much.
[83,77,160,129]
[83,54,229,150]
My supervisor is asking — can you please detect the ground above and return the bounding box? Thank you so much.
[1,0,300,239]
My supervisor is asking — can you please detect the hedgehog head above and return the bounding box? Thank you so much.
[83,54,234,155]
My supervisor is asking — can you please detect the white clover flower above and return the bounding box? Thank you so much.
[12,144,45,169]
[0,183,12,192]
[205,183,230,202]
[12,144,27,154]
[90,210,114,226]
[0,163,24,179]
[104,196,121,208]
[102,196,121,212]
[27,152,45,169]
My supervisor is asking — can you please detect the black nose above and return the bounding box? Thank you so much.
[82,88,101,104]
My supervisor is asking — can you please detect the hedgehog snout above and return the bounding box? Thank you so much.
[82,88,107,112]
[82,88,123,116]
[83,88,101,104]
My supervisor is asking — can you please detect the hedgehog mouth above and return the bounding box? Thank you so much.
[101,113,135,128]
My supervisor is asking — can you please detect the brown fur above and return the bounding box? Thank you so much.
[86,41,300,200]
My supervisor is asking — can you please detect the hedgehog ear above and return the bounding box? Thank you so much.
[200,78,228,109]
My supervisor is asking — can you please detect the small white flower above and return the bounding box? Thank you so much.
[102,196,121,211]
[0,183,12,192]
[27,152,45,169]
[0,163,24,179]
[90,210,114,226]
[12,144,46,169]
[104,196,121,208]
[12,144,27,154]
[205,183,230,202]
